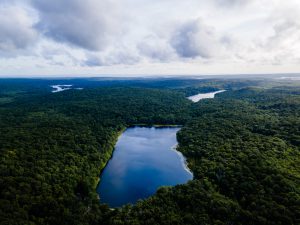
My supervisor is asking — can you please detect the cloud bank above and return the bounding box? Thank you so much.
[0,0,299,76]
[0,3,37,55]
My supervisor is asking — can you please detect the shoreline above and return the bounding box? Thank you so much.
[171,144,193,177]
[96,124,182,190]
[96,125,194,206]
[94,127,126,193]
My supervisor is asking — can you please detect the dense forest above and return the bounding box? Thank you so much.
[0,78,299,225]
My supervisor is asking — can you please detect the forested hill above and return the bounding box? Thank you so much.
[0,87,191,225]
[108,87,300,225]
[0,80,299,225]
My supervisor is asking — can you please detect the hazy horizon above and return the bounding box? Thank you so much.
[0,73,300,79]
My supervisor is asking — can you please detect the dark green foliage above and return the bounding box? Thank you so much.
[0,79,299,225]
[0,87,190,225]
[106,87,300,225]
[108,180,241,225]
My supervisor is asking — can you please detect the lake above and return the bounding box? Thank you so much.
[97,126,193,207]
[187,90,226,102]
[51,84,83,93]
[51,85,73,93]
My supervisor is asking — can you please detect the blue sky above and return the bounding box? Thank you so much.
[0,0,300,76]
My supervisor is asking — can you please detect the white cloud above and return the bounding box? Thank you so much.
[137,35,176,62]
[31,0,123,51]
[0,0,300,76]
[214,0,253,7]
[170,19,228,59]
[0,2,38,56]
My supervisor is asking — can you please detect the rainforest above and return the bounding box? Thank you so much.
[0,77,299,225]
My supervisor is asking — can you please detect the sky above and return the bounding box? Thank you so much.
[0,0,300,77]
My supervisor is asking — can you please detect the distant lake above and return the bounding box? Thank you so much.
[97,126,193,207]
[51,85,83,93]
[188,90,226,102]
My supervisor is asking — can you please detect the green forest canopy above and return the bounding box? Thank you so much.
[0,78,299,225]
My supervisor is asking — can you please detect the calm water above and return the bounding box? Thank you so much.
[51,84,83,93]
[97,126,193,207]
[187,90,226,102]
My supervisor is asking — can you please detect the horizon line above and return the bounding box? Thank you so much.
[0,72,300,79]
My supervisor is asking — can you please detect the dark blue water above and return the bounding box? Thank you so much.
[97,126,193,207]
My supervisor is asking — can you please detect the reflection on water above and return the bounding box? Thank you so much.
[97,126,193,207]
[51,85,83,93]
[188,90,226,102]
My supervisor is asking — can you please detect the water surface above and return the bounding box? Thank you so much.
[51,85,73,93]
[51,84,83,93]
[188,90,226,102]
[97,126,192,207]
